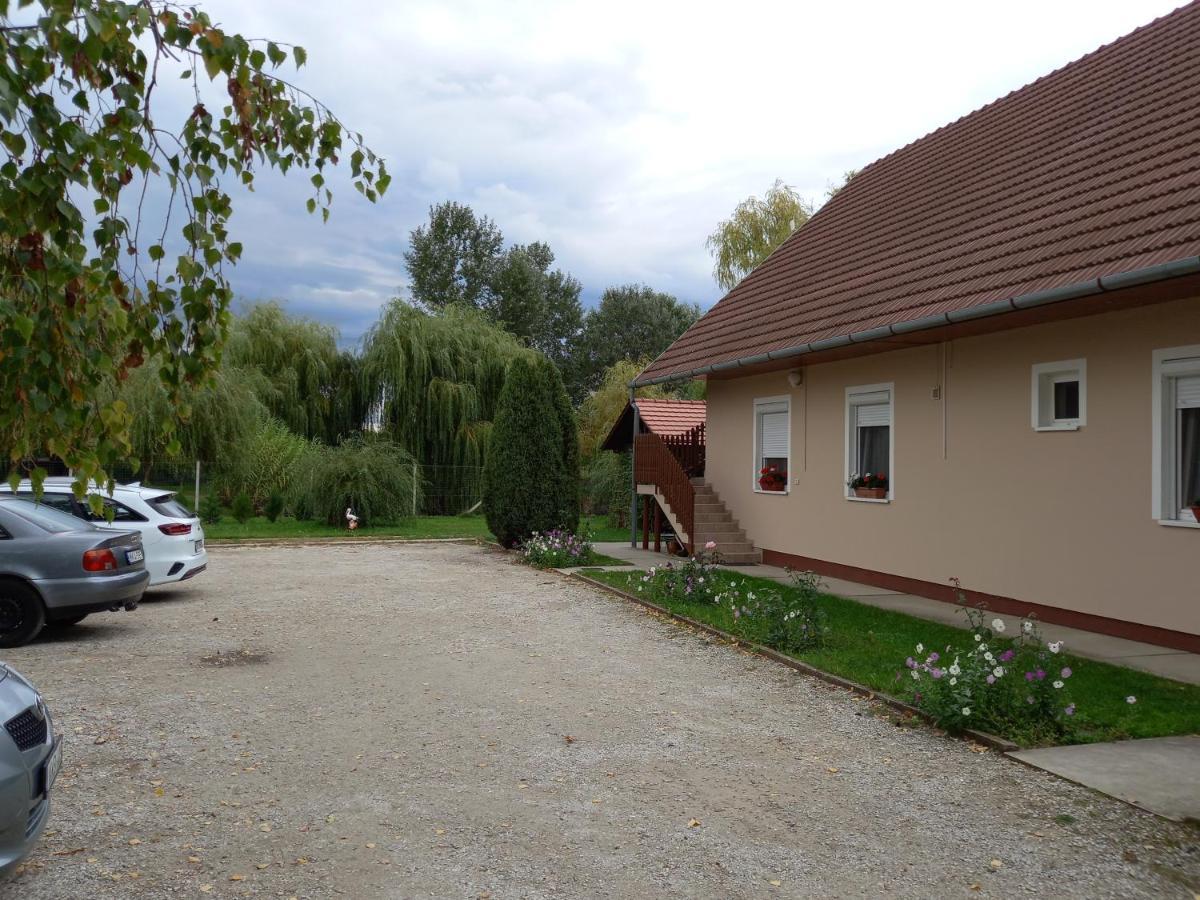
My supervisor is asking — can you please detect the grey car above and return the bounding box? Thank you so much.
[0,497,148,647]
[0,662,59,877]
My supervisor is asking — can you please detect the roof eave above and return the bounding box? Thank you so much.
[632,257,1200,387]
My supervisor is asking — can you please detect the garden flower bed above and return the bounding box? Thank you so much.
[579,567,1200,748]
[519,529,629,569]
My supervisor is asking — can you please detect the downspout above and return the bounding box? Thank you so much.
[629,388,638,549]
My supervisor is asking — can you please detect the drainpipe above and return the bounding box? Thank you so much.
[629,387,638,548]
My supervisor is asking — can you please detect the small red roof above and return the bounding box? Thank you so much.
[639,3,1200,384]
[600,399,706,452]
[634,399,706,435]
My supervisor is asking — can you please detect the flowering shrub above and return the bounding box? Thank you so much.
[758,465,786,491]
[637,541,723,603]
[726,569,829,652]
[521,529,595,568]
[900,581,1077,742]
[847,471,888,491]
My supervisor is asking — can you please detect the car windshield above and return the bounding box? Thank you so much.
[0,498,93,533]
[147,493,194,519]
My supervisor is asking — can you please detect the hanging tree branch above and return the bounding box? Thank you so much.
[0,0,389,507]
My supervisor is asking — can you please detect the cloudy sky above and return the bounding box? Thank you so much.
[186,0,1182,343]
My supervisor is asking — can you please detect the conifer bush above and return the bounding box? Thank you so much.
[484,356,574,546]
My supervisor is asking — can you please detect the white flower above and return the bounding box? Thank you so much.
[991,618,1006,633]
[1126,695,1137,704]
[1052,680,1064,689]
[973,634,982,642]
[992,666,1005,678]
[910,670,920,680]
[979,644,988,653]
[949,677,958,686]
[961,707,971,716]
[1022,620,1033,633]
[984,652,994,663]
[1048,641,1063,654]
[948,663,961,677]
[915,643,924,654]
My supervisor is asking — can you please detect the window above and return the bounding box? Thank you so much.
[1152,346,1200,525]
[846,384,893,500]
[753,397,789,493]
[81,497,147,523]
[148,494,194,519]
[1032,359,1086,430]
[15,490,78,516]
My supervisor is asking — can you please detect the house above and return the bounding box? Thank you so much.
[633,3,1200,651]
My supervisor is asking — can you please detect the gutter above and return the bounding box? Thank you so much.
[632,256,1200,387]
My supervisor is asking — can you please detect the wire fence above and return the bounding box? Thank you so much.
[106,459,486,518]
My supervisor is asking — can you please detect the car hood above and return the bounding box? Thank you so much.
[0,663,43,724]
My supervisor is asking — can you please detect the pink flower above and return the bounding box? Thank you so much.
[704,541,717,551]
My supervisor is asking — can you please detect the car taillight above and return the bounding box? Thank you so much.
[158,522,192,536]
[82,549,118,572]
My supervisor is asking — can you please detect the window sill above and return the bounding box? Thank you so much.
[1158,519,1200,529]
[846,495,890,504]
[1034,423,1081,432]
[753,488,789,496]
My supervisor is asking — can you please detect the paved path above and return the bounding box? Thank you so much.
[4,543,1197,898]
[592,543,1200,685]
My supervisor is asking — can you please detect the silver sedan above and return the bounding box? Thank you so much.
[0,497,148,647]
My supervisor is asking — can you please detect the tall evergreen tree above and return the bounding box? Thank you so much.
[541,358,580,532]
[484,356,567,547]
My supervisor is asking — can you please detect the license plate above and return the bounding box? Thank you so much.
[126,548,144,564]
[194,539,204,553]
[41,738,62,795]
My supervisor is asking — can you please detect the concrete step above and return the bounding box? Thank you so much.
[695,524,746,539]
[695,510,736,523]
[720,551,762,564]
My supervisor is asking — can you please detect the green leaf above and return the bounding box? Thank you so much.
[306,197,316,214]
[293,46,307,68]
[203,53,222,80]
[12,316,34,342]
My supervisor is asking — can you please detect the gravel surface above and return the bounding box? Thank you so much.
[2,542,1197,899]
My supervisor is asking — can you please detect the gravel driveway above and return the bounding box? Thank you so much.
[2,542,1197,898]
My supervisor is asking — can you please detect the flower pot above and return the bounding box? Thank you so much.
[758,479,785,492]
[1190,505,1200,523]
[853,487,887,500]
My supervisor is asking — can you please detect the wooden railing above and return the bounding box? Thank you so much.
[634,432,695,553]
[661,422,705,477]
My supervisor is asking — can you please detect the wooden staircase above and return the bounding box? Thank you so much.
[690,478,761,564]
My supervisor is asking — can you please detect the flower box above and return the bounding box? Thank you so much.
[852,486,887,500]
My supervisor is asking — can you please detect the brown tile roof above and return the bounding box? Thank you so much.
[600,399,706,452]
[639,2,1200,384]
[634,399,706,435]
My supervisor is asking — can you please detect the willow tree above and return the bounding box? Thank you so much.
[224,303,360,442]
[361,301,530,514]
[0,1,387,501]
[706,180,812,291]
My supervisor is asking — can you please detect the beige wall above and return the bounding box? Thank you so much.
[704,296,1200,637]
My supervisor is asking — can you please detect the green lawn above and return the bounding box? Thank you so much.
[204,514,628,543]
[579,568,1200,748]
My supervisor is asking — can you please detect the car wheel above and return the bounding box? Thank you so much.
[47,613,89,628]
[0,580,46,647]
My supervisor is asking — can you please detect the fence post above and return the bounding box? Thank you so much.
[412,460,419,518]
[194,460,201,512]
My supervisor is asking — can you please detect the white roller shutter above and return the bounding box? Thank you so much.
[854,400,891,427]
[759,411,789,457]
[1177,374,1200,408]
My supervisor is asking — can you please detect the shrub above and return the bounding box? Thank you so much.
[225,418,312,510]
[484,356,570,547]
[728,569,829,653]
[198,492,222,525]
[900,581,1078,743]
[290,436,420,526]
[521,529,594,568]
[636,542,724,604]
[264,491,285,523]
[231,491,253,523]
[543,359,581,533]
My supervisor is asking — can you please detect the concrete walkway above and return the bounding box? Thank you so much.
[1009,736,1200,822]
[591,542,1200,686]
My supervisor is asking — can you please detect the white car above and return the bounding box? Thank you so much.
[3,479,207,587]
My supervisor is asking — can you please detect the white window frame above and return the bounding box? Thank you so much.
[1031,359,1086,431]
[752,396,790,495]
[1151,345,1200,528]
[844,382,894,503]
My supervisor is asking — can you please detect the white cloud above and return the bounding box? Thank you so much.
[185,0,1181,335]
